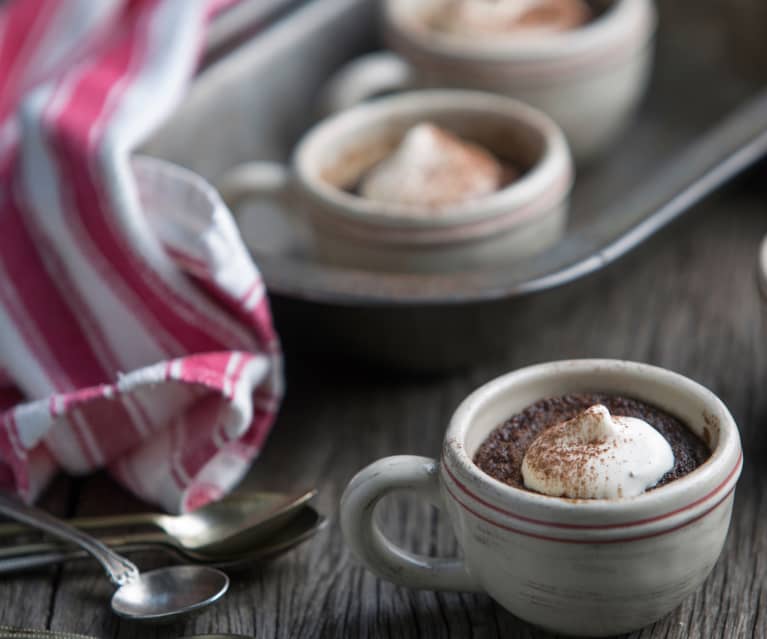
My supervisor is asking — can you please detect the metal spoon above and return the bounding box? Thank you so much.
[0,505,326,572]
[0,493,228,622]
[0,490,315,554]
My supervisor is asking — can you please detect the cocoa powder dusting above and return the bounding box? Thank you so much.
[473,393,710,493]
[348,124,522,209]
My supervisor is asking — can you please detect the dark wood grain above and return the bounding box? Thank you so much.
[1,0,766,636]
[727,0,767,81]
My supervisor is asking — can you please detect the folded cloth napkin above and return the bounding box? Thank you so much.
[0,0,283,513]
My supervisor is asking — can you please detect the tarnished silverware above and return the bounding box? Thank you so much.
[0,505,325,573]
[0,490,316,555]
[0,493,229,622]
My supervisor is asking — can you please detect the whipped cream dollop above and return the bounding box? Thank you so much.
[358,123,506,209]
[521,404,674,499]
[435,0,592,38]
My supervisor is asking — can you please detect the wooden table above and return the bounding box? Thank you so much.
[0,0,761,633]
[0,170,764,637]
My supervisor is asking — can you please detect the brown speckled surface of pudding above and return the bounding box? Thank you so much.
[473,393,710,494]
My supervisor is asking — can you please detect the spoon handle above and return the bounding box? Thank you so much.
[0,544,172,574]
[0,494,140,587]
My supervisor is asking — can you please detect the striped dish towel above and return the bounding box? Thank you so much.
[0,0,283,513]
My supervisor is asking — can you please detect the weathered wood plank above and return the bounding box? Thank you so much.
[0,0,766,635]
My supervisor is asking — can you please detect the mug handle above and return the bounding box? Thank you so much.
[340,455,482,592]
[214,161,293,213]
[321,51,415,115]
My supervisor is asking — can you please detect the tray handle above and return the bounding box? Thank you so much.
[215,161,295,219]
[320,51,415,115]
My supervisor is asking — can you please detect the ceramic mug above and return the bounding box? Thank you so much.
[322,0,657,163]
[216,90,573,273]
[340,359,743,636]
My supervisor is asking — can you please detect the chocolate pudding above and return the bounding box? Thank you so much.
[474,393,710,497]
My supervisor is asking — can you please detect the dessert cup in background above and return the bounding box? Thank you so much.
[321,0,657,163]
[340,359,743,636]
[215,90,573,273]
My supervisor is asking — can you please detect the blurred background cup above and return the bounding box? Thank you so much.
[216,90,573,273]
[322,0,657,164]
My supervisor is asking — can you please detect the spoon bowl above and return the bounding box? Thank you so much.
[195,505,326,567]
[152,490,316,551]
[111,565,229,622]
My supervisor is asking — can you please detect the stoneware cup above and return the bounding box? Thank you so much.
[340,359,743,636]
[322,0,657,163]
[215,90,573,273]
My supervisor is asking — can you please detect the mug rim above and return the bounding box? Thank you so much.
[442,359,743,537]
[294,90,572,230]
[384,0,657,66]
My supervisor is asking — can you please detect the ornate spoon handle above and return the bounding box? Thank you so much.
[0,493,139,586]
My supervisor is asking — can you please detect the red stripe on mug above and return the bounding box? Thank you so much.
[443,480,735,545]
[442,450,742,531]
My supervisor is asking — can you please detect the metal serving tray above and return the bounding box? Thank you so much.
[145,0,767,371]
